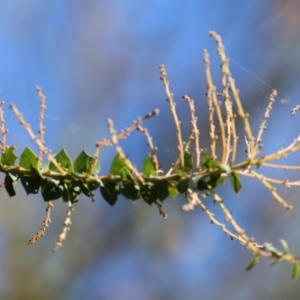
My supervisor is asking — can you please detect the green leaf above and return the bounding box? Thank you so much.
[41,180,63,201]
[80,182,100,199]
[173,168,184,175]
[202,155,220,168]
[100,182,119,206]
[177,178,190,194]
[279,238,289,254]
[168,185,178,198]
[246,255,259,271]
[74,150,99,174]
[50,148,73,173]
[20,176,41,194]
[197,179,210,191]
[151,180,169,202]
[230,172,242,193]
[218,163,231,174]
[174,152,193,173]
[264,243,283,258]
[4,173,17,197]
[142,154,156,176]
[39,160,50,172]
[183,151,193,172]
[1,146,18,166]
[120,182,141,200]
[110,153,131,179]
[141,184,156,205]
[292,263,300,279]
[61,183,81,203]
[19,147,39,170]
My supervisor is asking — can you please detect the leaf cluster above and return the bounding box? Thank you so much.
[0,31,300,278]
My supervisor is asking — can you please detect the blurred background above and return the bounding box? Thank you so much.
[1,1,300,299]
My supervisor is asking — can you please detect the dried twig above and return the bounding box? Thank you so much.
[28,202,54,245]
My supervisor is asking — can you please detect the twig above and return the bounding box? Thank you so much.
[28,202,54,245]
[136,125,160,173]
[9,103,66,174]
[52,201,73,251]
[107,118,144,183]
[36,86,47,162]
[160,65,184,168]
[182,95,200,170]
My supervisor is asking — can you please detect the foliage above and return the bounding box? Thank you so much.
[1,31,300,277]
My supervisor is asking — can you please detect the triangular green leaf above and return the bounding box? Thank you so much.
[41,180,63,201]
[197,179,210,191]
[202,155,220,168]
[4,173,17,197]
[61,183,81,203]
[168,185,178,198]
[74,150,99,174]
[230,172,242,193]
[100,182,119,206]
[177,178,190,194]
[110,153,131,179]
[80,181,99,199]
[50,148,73,173]
[120,182,141,200]
[142,154,156,176]
[1,146,18,166]
[141,184,156,205]
[20,176,41,195]
[151,180,169,202]
[19,147,39,170]
[173,168,184,175]
[183,151,193,172]
[218,163,231,174]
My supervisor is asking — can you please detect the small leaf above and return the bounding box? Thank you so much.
[246,255,259,271]
[173,168,184,175]
[183,151,193,172]
[100,182,119,206]
[177,178,190,194]
[168,185,178,198]
[50,148,73,173]
[61,183,81,203]
[202,155,220,168]
[151,180,169,202]
[110,153,131,179]
[292,263,300,279]
[120,182,141,200]
[19,147,39,170]
[41,180,63,201]
[142,154,156,176]
[80,182,100,198]
[1,146,18,166]
[264,243,283,258]
[218,163,231,174]
[197,179,210,191]
[20,176,41,195]
[279,238,289,254]
[74,150,99,174]
[40,160,50,172]
[4,173,17,197]
[141,184,155,205]
[230,172,242,193]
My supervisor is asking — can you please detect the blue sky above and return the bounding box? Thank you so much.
[1,1,300,299]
